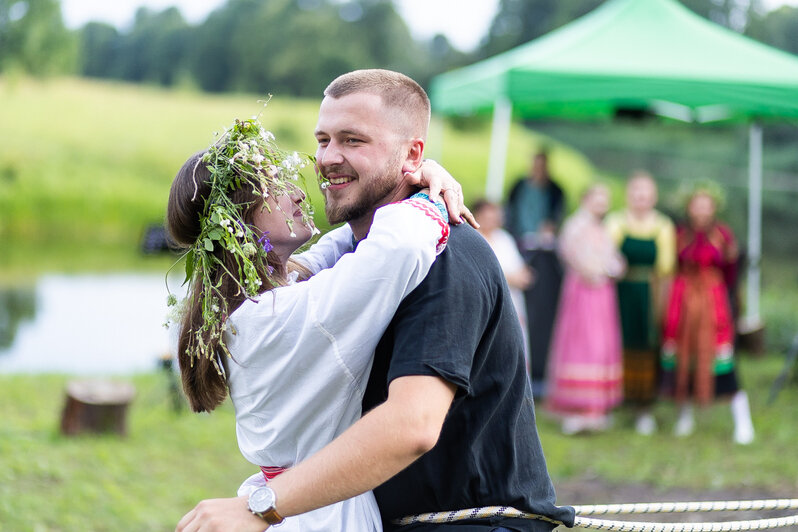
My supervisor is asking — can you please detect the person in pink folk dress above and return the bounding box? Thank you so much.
[547,184,625,434]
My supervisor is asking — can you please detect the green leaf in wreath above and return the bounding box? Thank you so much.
[204,238,214,252]
[183,249,195,285]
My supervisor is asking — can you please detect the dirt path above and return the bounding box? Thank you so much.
[555,476,798,530]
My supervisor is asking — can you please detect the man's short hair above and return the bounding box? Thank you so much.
[324,69,430,139]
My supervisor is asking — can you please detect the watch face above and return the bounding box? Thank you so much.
[249,487,276,513]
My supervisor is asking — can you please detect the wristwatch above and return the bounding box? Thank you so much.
[247,486,284,525]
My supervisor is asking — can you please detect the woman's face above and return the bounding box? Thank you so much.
[585,187,610,218]
[687,192,716,229]
[475,203,503,232]
[252,187,314,260]
[627,177,657,213]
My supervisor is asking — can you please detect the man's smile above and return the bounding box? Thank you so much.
[325,173,357,189]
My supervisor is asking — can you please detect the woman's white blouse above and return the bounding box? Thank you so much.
[226,200,449,532]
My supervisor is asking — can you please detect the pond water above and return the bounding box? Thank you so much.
[0,273,185,375]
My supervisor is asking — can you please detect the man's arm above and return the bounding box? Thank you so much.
[176,375,456,532]
[272,374,456,515]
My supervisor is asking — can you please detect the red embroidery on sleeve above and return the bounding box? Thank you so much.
[398,198,450,252]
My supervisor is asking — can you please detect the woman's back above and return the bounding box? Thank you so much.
[224,199,451,531]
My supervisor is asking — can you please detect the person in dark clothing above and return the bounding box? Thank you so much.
[505,152,564,243]
[505,152,566,398]
[364,221,573,531]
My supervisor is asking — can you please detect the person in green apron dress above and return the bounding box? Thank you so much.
[605,171,675,435]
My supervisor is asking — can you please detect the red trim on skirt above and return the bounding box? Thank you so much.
[260,466,286,482]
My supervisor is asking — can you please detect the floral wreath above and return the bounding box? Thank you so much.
[677,178,727,212]
[166,108,318,372]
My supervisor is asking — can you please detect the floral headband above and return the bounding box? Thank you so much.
[167,114,317,370]
[677,178,726,212]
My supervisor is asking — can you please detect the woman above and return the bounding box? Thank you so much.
[605,171,675,435]
[472,198,534,371]
[661,183,754,444]
[166,117,461,530]
[546,185,625,434]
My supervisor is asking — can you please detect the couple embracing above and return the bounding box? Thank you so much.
[168,69,574,532]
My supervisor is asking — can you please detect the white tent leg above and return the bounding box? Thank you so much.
[745,122,762,326]
[486,97,512,202]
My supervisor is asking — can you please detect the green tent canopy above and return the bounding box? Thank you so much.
[431,0,798,122]
[429,0,798,326]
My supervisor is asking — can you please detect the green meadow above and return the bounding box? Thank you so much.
[2,76,793,340]
[0,77,320,278]
[0,76,594,281]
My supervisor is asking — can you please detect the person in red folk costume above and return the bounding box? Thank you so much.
[661,182,755,445]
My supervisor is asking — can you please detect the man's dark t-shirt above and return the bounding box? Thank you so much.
[362,224,575,531]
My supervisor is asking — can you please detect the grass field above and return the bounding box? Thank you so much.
[0,373,253,531]
[1,352,796,531]
[541,352,798,492]
[0,76,595,281]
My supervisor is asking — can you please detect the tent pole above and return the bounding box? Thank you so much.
[745,122,763,326]
[427,113,444,161]
[486,97,512,202]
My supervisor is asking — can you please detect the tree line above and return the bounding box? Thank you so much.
[2,0,798,95]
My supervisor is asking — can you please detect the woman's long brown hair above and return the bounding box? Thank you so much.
[166,152,310,412]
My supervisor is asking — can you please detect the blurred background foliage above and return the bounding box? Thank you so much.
[2,3,798,529]
[1,0,797,346]
[4,0,798,92]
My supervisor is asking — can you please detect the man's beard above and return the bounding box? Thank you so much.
[322,156,402,225]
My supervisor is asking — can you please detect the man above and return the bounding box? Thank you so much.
[177,70,574,531]
[505,152,565,244]
[505,151,566,398]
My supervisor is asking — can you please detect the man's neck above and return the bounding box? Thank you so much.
[348,212,377,242]
[348,183,414,241]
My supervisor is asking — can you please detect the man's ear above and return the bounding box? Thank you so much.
[401,138,425,174]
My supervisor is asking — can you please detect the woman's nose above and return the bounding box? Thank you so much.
[290,187,306,204]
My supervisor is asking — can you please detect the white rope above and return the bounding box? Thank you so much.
[394,499,798,531]
[573,514,798,532]
[573,500,798,516]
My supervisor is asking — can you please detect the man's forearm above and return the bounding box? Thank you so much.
[269,375,456,517]
[268,399,421,516]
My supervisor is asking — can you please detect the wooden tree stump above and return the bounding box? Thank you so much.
[60,380,136,436]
